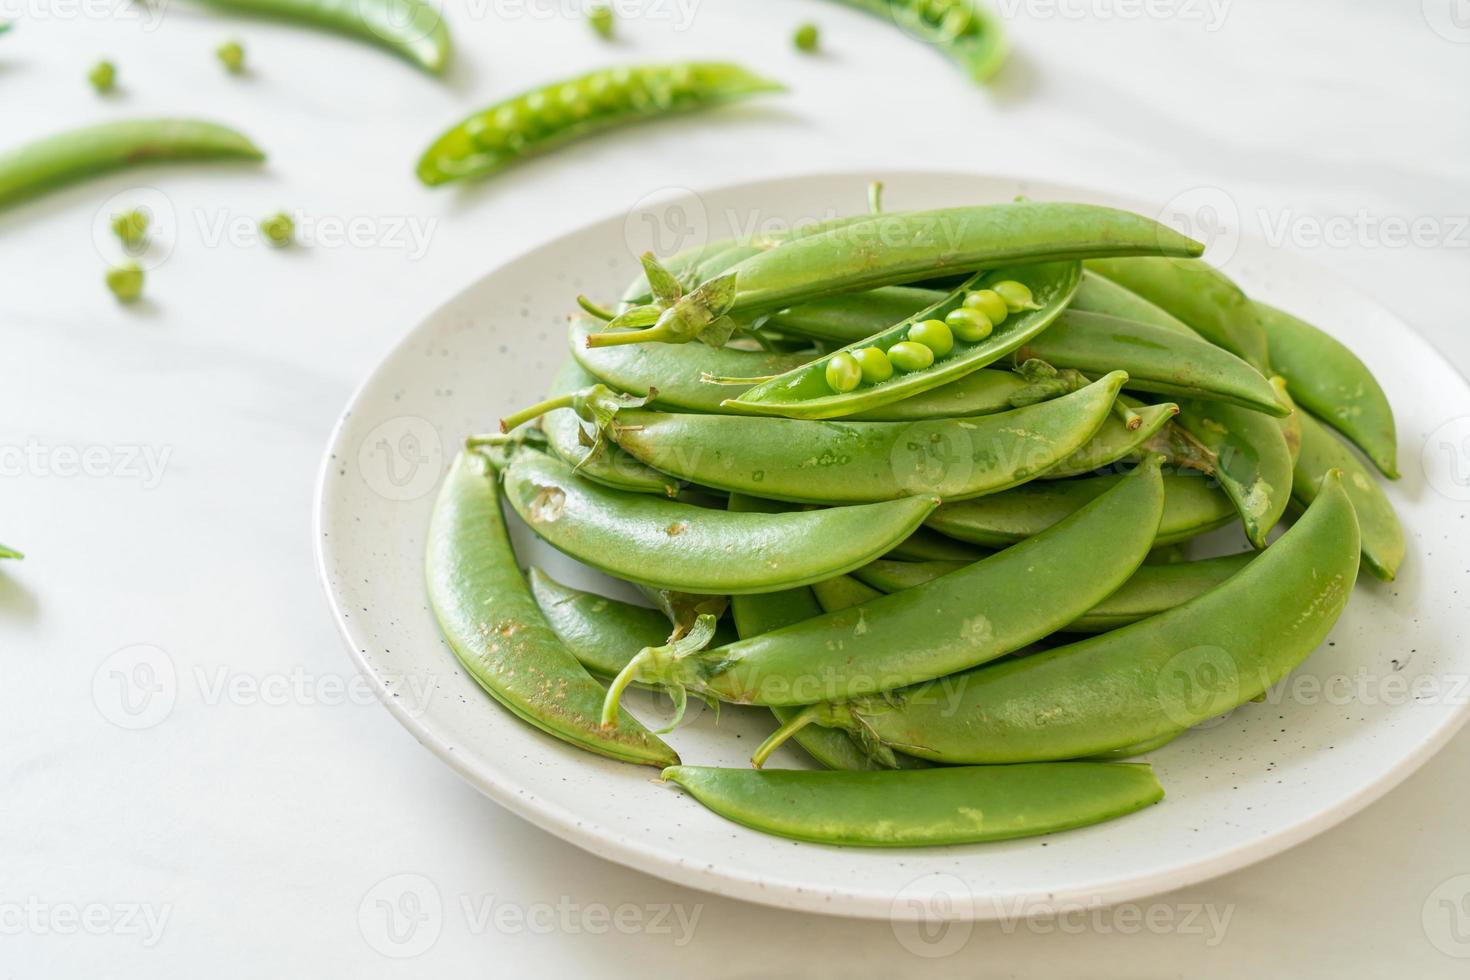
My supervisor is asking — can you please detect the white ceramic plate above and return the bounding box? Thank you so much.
[314,172,1470,920]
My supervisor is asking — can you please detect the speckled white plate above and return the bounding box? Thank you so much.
[314,172,1470,920]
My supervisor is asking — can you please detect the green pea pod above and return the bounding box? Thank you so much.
[820,0,1009,86]
[1015,311,1286,417]
[727,494,925,771]
[884,527,989,562]
[723,202,1202,314]
[724,263,1081,420]
[1084,256,1270,372]
[605,457,1164,710]
[841,368,1031,420]
[191,0,451,73]
[1272,376,1304,466]
[610,372,1125,504]
[810,574,884,613]
[1089,732,1182,759]
[929,468,1233,547]
[1254,300,1398,479]
[662,763,1163,847]
[1293,411,1404,581]
[1175,399,1294,549]
[853,552,1255,633]
[764,286,947,344]
[418,63,784,186]
[542,360,679,496]
[425,451,678,767]
[1041,399,1178,479]
[0,544,23,560]
[501,449,937,595]
[780,471,1359,765]
[0,119,264,211]
[1069,271,1197,337]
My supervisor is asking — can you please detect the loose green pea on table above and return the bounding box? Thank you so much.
[428,194,1400,848]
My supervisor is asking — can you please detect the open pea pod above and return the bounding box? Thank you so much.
[1254,300,1398,479]
[425,451,678,767]
[611,371,1124,504]
[1084,256,1270,372]
[723,262,1081,419]
[770,471,1360,765]
[1015,311,1286,417]
[820,0,1009,86]
[928,467,1235,547]
[723,202,1202,314]
[662,763,1163,847]
[852,552,1256,633]
[501,449,936,595]
[542,360,680,496]
[1175,398,1294,549]
[600,458,1164,710]
[1293,411,1404,581]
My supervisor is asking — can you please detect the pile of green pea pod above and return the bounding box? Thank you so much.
[426,196,1402,849]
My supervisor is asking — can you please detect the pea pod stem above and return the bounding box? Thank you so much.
[577,295,616,320]
[499,393,575,432]
[752,705,824,767]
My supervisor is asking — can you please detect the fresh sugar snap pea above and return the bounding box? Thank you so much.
[1254,300,1397,479]
[727,493,929,771]
[853,551,1255,633]
[609,372,1125,504]
[842,368,1031,420]
[662,763,1163,847]
[767,472,1359,765]
[817,0,1009,86]
[192,0,451,72]
[1175,398,1293,549]
[718,202,1202,316]
[417,63,783,186]
[501,449,938,595]
[810,574,883,613]
[1292,410,1404,581]
[599,458,1164,713]
[724,263,1081,419]
[1015,311,1286,417]
[541,360,680,496]
[1041,398,1178,479]
[426,451,678,767]
[885,526,988,562]
[0,543,23,560]
[928,467,1234,547]
[1069,271,1196,337]
[0,119,265,211]
[1085,256,1270,371]
[1271,376,1303,465]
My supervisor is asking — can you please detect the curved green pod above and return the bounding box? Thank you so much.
[542,360,679,496]
[784,472,1360,765]
[1069,271,1196,336]
[191,0,450,73]
[0,118,265,211]
[425,451,677,767]
[722,202,1203,314]
[610,372,1124,504]
[1042,398,1178,479]
[0,543,22,560]
[1176,398,1293,549]
[929,467,1234,547]
[604,459,1164,708]
[810,574,884,613]
[501,449,937,595]
[418,63,783,186]
[661,763,1163,847]
[724,262,1082,419]
[853,551,1255,633]
[842,368,1031,420]
[1015,311,1286,417]
[885,526,989,562]
[1084,256,1270,371]
[820,0,1009,86]
[1293,411,1404,581]
[1089,732,1181,759]
[1254,300,1397,478]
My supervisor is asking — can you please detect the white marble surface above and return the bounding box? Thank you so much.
[2,1,1468,975]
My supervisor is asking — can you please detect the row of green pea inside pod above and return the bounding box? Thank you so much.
[428,199,1404,848]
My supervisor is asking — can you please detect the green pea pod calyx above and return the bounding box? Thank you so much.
[662,763,1163,847]
[425,451,678,767]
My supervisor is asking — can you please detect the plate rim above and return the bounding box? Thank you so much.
[312,168,1470,919]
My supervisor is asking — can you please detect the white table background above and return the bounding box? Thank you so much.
[3,0,1469,974]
